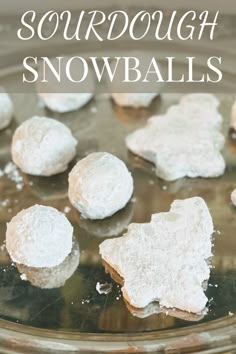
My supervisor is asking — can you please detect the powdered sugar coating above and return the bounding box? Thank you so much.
[112,93,159,108]
[126,94,225,181]
[68,152,134,220]
[38,93,93,113]
[100,197,213,313]
[6,205,73,268]
[180,93,220,110]
[0,92,14,130]
[12,116,77,176]
[165,102,223,132]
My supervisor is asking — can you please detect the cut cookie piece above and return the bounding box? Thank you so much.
[126,299,205,322]
[231,189,236,206]
[112,93,159,108]
[101,259,204,321]
[126,119,225,181]
[38,93,93,113]
[6,205,73,268]
[12,116,77,176]
[68,152,133,220]
[100,197,214,313]
[126,94,225,181]
[0,92,14,130]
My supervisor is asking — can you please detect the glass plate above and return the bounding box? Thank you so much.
[0,45,236,354]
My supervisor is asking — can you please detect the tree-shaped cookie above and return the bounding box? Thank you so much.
[126,94,225,181]
[100,197,214,313]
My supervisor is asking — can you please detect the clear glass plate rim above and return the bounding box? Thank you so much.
[0,315,235,341]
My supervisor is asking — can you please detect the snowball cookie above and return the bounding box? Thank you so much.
[12,116,77,176]
[68,152,134,219]
[0,92,14,130]
[6,205,73,268]
[38,93,93,113]
[36,56,94,113]
[112,93,159,108]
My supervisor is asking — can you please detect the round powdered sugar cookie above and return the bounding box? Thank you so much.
[12,116,77,176]
[112,93,159,108]
[38,93,94,113]
[0,92,14,130]
[6,205,73,268]
[36,56,94,113]
[68,152,134,220]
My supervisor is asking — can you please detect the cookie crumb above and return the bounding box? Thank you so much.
[91,107,97,114]
[96,282,112,295]
[20,273,27,281]
[0,199,9,208]
[0,243,5,252]
[3,162,24,191]
[63,206,71,214]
